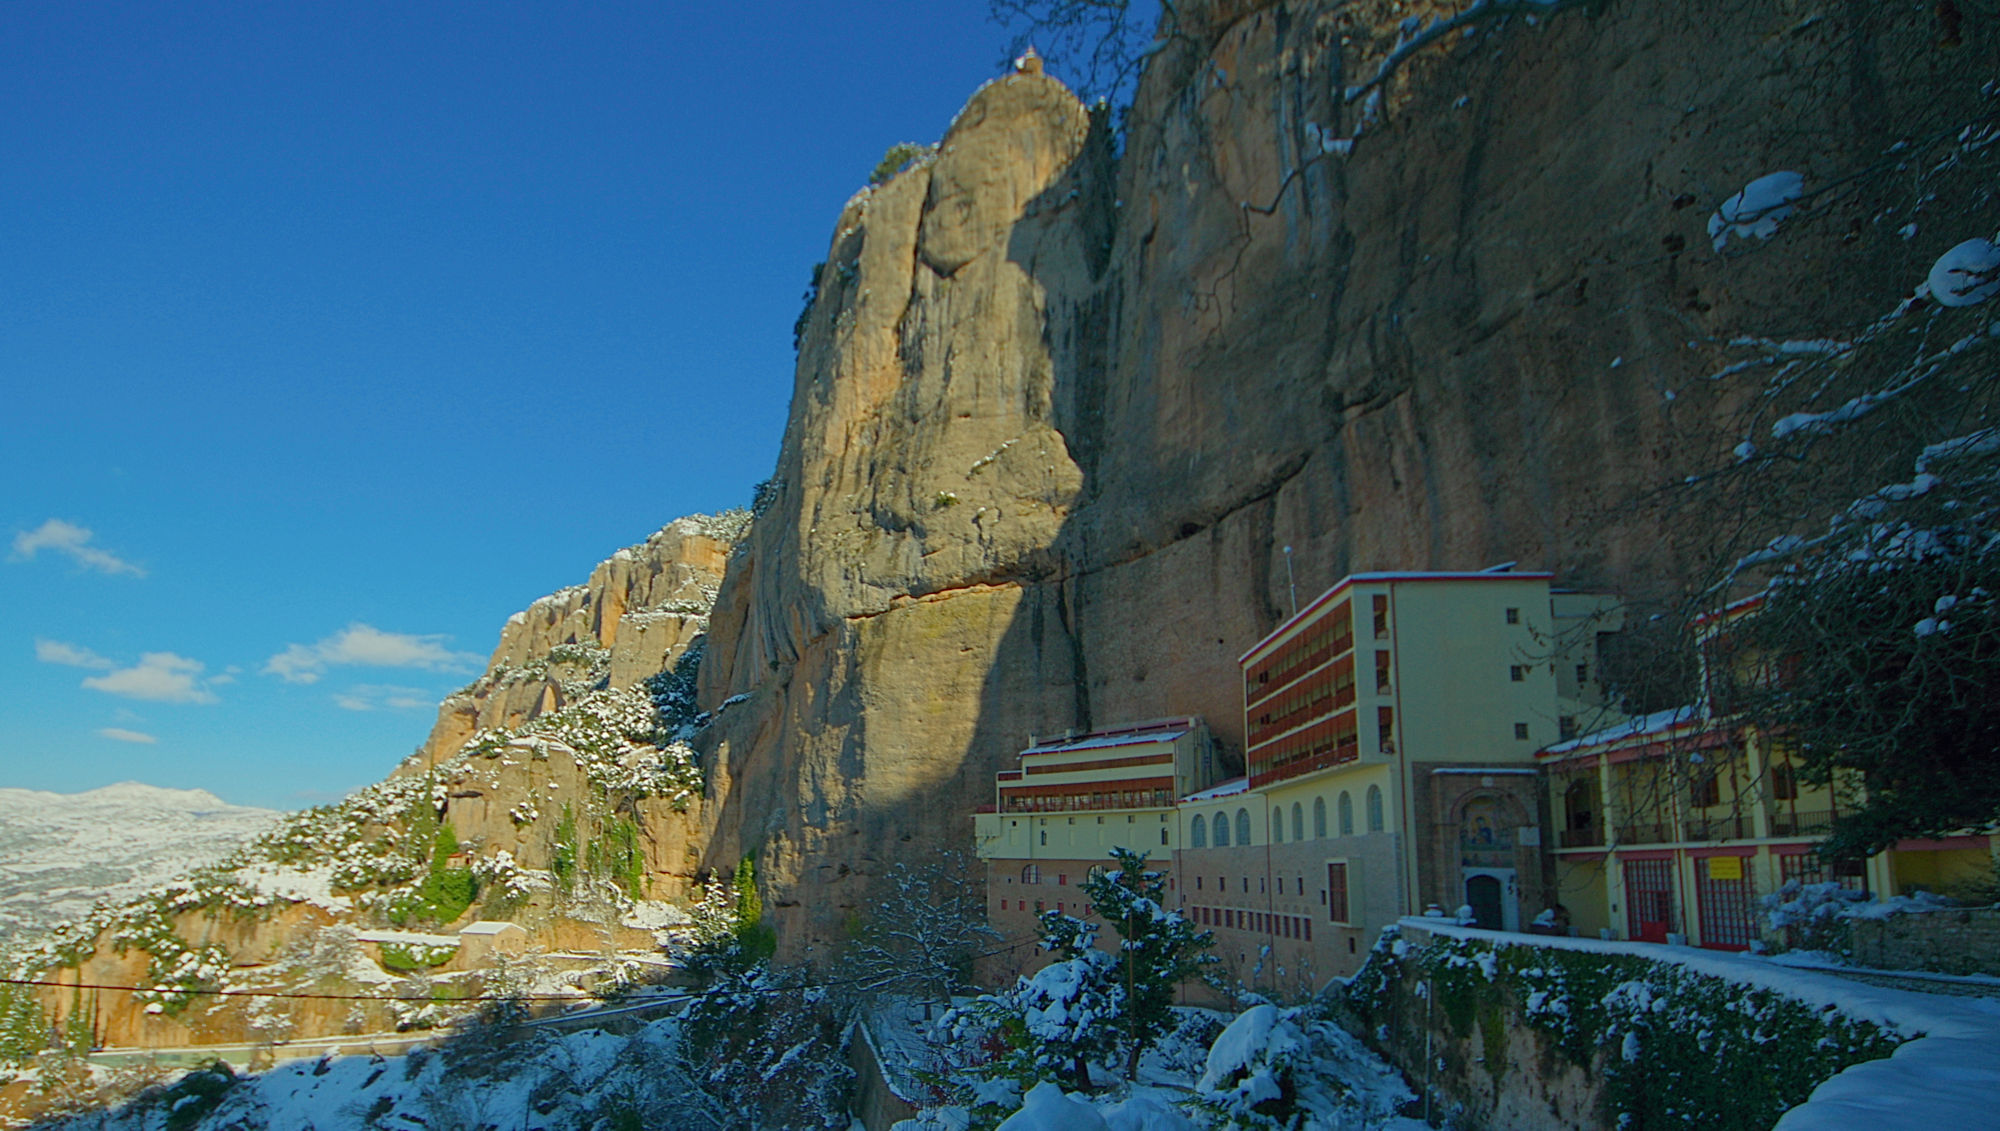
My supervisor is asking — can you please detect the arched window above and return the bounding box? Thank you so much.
[1313,796,1327,838]
[1022,864,1040,885]
[1338,791,1354,836]
[1272,806,1285,843]
[1191,814,1207,848]
[1366,785,1385,832]
[1214,811,1231,847]
[1292,802,1304,842]
[1235,808,1251,846]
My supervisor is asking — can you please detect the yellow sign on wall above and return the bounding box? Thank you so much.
[1708,856,1743,881]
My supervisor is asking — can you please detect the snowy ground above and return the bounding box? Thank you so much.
[878,998,1428,1131]
[30,1018,732,1131]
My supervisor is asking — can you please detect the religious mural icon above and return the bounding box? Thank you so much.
[1459,797,1516,870]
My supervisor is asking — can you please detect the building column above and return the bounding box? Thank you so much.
[1744,728,1772,841]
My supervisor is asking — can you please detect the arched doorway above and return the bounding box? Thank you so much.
[1458,795,1522,932]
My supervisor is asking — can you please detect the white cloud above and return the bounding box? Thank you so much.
[97,727,158,744]
[10,519,145,577]
[82,652,218,704]
[333,684,435,712]
[36,639,116,670]
[264,624,478,685]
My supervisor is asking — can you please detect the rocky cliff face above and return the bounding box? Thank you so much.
[695,0,1964,950]
[694,72,1113,927]
[419,512,745,771]
[12,516,746,1064]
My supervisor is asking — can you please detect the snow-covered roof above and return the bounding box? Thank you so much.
[1537,706,1701,757]
[459,921,526,937]
[355,929,461,947]
[1182,776,1248,803]
[1024,729,1186,756]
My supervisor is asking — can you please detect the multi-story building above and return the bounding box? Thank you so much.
[1177,571,1619,983]
[969,570,1622,990]
[1543,596,1999,949]
[971,717,1219,982]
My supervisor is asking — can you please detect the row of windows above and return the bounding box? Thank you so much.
[1002,787,1176,813]
[1188,787,1385,848]
[1248,714,1360,785]
[1245,603,1353,702]
[1191,905,1315,940]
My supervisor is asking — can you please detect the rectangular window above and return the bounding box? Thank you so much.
[1505,607,1520,625]
[1693,774,1721,809]
[1510,665,1526,682]
[1058,874,1067,886]
[1559,715,1578,741]
[1327,862,1350,924]
[1375,651,1392,694]
[1379,707,1395,752]
[1575,663,1589,685]
[1514,722,1530,740]
[1373,595,1389,638]
[1772,763,1798,801]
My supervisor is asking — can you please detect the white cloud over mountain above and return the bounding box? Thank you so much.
[81,652,219,703]
[332,684,435,712]
[264,623,478,685]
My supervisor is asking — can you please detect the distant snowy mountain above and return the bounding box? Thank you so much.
[0,782,278,947]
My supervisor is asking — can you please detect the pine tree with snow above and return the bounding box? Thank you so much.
[1082,847,1218,1078]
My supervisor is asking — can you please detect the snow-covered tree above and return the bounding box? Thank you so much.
[941,924,1127,1096]
[849,852,999,1012]
[1082,847,1217,1078]
[679,961,855,1129]
[1659,17,2000,855]
[941,848,1214,1099]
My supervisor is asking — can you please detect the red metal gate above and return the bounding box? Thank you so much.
[1623,858,1674,943]
[1696,855,1756,950]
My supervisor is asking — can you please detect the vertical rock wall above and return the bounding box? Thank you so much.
[696,0,1971,951]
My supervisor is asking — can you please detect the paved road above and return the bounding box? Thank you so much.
[1775,960,2000,999]
[82,993,690,1071]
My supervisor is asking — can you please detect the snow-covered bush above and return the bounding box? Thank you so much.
[1350,931,1903,1131]
[462,686,703,808]
[1762,880,1871,956]
[1190,1002,1410,1130]
[934,925,1128,1117]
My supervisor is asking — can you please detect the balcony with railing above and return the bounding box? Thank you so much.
[1769,807,1835,837]
[1684,811,1754,841]
[1613,820,1677,846]
[1557,826,1605,849]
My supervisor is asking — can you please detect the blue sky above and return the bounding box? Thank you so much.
[0,1,1038,809]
